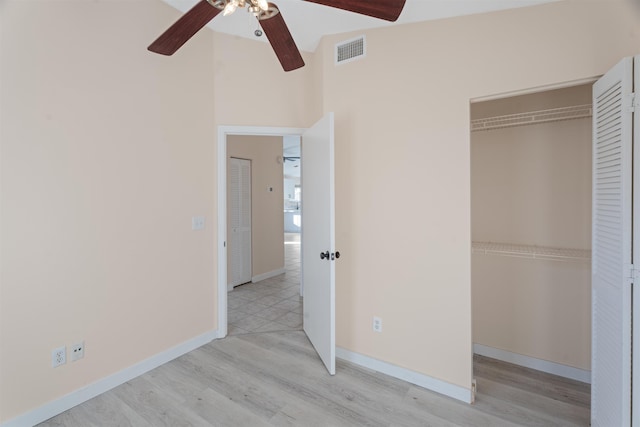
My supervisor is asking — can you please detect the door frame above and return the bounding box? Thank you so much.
[468,76,599,401]
[217,125,307,338]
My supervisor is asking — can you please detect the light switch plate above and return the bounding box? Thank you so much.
[192,216,205,230]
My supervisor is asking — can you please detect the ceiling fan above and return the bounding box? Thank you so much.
[148,0,406,72]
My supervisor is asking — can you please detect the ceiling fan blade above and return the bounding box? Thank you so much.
[258,4,305,72]
[148,0,221,56]
[303,0,406,21]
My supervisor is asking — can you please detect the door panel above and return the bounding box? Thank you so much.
[302,113,336,375]
[591,57,633,426]
[229,158,252,288]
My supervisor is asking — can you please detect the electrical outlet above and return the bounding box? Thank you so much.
[373,316,382,333]
[52,346,66,368]
[71,341,85,362]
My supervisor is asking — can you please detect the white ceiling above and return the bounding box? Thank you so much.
[162,0,557,52]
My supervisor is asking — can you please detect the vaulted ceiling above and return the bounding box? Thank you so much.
[162,0,558,52]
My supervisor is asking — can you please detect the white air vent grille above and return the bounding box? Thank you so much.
[336,36,365,65]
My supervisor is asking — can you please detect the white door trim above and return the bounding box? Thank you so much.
[217,125,307,337]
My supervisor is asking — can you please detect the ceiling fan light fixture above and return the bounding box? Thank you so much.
[222,0,239,16]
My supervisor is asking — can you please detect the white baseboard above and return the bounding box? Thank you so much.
[252,268,286,283]
[1,330,221,427]
[226,268,287,292]
[473,343,591,384]
[336,347,473,404]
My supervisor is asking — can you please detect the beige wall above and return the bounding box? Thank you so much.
[473,256,592,369]
[471,118,592,249]
[0,0,315,422]
[471,87,592,369]
[318,0,639,391]
[2,0,640,422]
[227,136,285,281]
[211,32,321,129]
[0,1,217,421]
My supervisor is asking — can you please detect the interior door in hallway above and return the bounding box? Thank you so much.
[301,112,336,375]
[229,157,252,288]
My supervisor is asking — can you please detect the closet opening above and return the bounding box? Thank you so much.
[470,83,593,391]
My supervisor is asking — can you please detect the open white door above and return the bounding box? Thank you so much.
[301,112,336,375]
[591,57,634,426]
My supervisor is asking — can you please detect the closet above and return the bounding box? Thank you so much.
[471,84,593,382]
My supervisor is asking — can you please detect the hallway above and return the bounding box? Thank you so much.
[227,233,302,336]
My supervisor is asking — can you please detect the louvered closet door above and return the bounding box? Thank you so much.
[591,57,633,427]
[229,158,252,287]
[633,55,640,426]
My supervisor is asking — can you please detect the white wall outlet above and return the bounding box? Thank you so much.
[191,216,205,230]
[373,316,382,333]
[52,346,66,368]
[71,341,85,362]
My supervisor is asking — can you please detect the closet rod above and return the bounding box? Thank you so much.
[471,104,592,132]
[472,241,591,263]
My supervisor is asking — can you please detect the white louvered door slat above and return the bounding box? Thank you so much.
[591,56,633,427]
[229,158,252,287]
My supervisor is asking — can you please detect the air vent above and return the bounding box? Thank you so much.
[335,36,366,65]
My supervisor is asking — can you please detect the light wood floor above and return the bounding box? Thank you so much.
[38,330,590,426]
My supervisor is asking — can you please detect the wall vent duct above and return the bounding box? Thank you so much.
[471,104,592,132]
[335,36,365,65]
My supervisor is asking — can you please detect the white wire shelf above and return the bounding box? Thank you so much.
[471,104,592,132]
[472,241,591,263]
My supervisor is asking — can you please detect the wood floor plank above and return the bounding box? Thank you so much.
[216,333,464,427]
[209,337,388,426]
[473,355,590,408]
[178,350,287,420]
[404,385,521,427]
[38,332,591,427]
[182,387,274,427]
[78,391,153,427]
[474,376,589,426]
[110,376,211,427]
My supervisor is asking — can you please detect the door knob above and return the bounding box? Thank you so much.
[320,251,330,260]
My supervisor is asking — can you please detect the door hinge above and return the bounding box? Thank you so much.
[627,264,640,281]
[627,92,637,113]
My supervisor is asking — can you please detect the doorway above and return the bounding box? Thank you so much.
[216,126,307,338]
[225,133,303,335]
[217,115,337,375]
